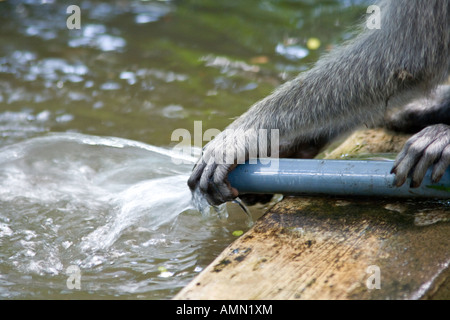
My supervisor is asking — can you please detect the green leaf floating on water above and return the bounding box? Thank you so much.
[426,185,450,192]
[158,266,168,273]
[232,230,244,237]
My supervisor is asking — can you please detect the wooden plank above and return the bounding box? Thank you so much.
[175,196,450,300]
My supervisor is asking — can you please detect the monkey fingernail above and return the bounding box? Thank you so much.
[410,180,421,188]
[394,178,405,187]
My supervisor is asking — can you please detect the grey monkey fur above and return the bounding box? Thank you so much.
[188,0,450,206]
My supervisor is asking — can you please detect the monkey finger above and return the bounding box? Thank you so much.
[187,158,207,191]
[431,145,450,183]
[205,166,231,205]
[209,164,238,204]
[391,150,407,175]
[203,168,236,206]
[392,148,421,187]
[391,139,414,175]
[410,143,441,188]
[199,161,218,195]
[392,166,408,187]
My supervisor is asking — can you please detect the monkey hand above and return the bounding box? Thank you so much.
[391,124,450,188]
[187,129,247,206]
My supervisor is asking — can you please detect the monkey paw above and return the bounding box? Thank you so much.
[391,124,450,188]
[187,130,245,206]
[187,157,238,206]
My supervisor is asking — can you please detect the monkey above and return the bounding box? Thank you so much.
[188,0,450,206]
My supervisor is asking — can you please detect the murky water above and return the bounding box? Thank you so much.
[0,0,369,299]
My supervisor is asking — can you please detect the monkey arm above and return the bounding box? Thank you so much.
[188,0,449,205]
[385,85,450,134]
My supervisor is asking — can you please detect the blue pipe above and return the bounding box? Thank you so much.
[227,159,450,198]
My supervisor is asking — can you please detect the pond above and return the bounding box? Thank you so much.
[0,0,369,299]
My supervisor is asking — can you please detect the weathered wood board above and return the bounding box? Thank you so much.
[175,196,449,300]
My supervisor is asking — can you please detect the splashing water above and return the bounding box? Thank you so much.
[0,132,254,299]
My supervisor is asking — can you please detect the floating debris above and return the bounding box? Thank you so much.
[232,230,244,237]
[306,37,321,50]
